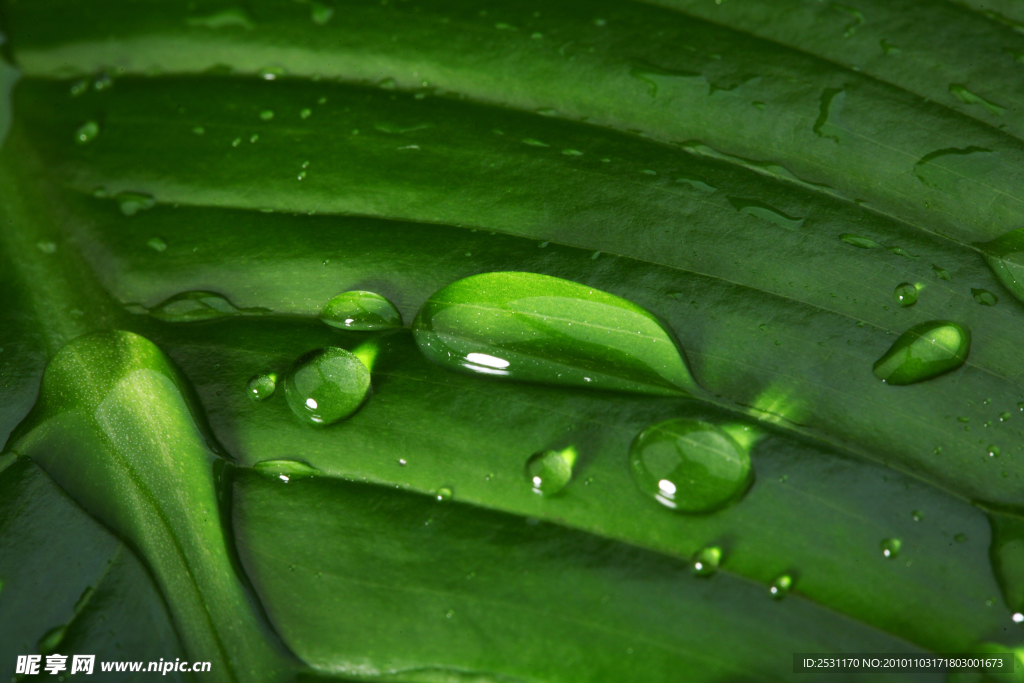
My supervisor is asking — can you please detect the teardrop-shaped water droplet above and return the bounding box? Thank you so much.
[727,196,804,230]
[692,546,721,577]
[629,418,752,513]
[813,88,851,144]
[320,291,402,331]
[881,537,902,558]
[524,446,577,495]
[894,282,918,307]
[840,233,883,249]
[769,574,793,599]
[75,120,99,144]
[435,486,453,502]
[933,265,952,281]
[412,272,697,396]
[247,373,277,401]
[284,347,370,426]
[872,320,971,385]
[253,459,319,481]
[949,84,1006,115]
[972,288,998,306]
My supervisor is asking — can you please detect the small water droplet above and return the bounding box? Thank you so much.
[250,134,259,143]
[398,459,407,466]
[187,7,256,29]
[38,625,66,655]
[880,38,901,55]
[932,265,952,281]
[1001,412,1011,421]
[872,320,971,385]
[92,73,113,91]
[769,574,793,599]
[881,537,902,558]
[629,418,752,513]
[522,138,549,147]
[192,126,205,135]
[436,486,453,502]
[115,191,155,216]
[147,237,167,252]
[894,282,918,307]
[692,546,721,577]
[972,288,998,306]
[300,108,312,119]
[728,197,804,230]
[247,373,277,401]
[284,347,371,426]
[70,79,89,96]
[254,459,319,479]
[36,241,57,254]
[949,84,1006,115]
[320,291,402,331]
[912,510,923,522]
[561,149,583,156]
[524,446,576,495]
[75,120,99,144]
[297,171,307,180]
[674,173,716,192]
[988,445,1001,457]
[955,532,968,543]
[232,137,242,147]
[310,1,334,24]
[840,233,882,249]
[260,110,275,121]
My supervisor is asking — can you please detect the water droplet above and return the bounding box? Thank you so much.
[972,288,998,306]
[147,237,167,252]
[412,272,697,396]
[92,73,113,91]
[912,510,923,522]
[988,445,1001,457]
[769,574,793,599]
[832,3,865,36]
[259,66,285,80]
[933,265,952,281]
[880,537,901,558]
[297,171,307,180]
[254,459,319,481]
[310,1,334,24]
[38,625,66,655]
[728,197,804,230]
[70,79,89,96]
[147,291,257,322]
[840,234,883,249]
[914,147,999,194]
[674,173,716,192]
[955,532,968,543]
[75,120,99,144]
[231,137,242,147]
[949,84,1006,115]
[247,373,277,401]
[436,486,453,502]
[893,282,918,307]
[115,191,155,216]
[260,110,275,121]
[629,60,702,97]
[561,149,583,156]
[522,138,549,147]
[284,347,371,426]
[692,546,721,577]
[320,291,402,331]
[872,320,971,385]
[300,108,312,119]
[187,7,256,29]
[36,241,57,254]
[524,446,576,495]
[1001,412,1011,421]
[880,39,901,55]
[250,134,259,143]
[629,418,752,513]
[813,88,851,143]
[193,126,205,135]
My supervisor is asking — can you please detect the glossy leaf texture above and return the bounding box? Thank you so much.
[1,0,1023,681]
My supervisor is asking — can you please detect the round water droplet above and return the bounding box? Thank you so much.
[769,574,793,599]
[524,446,576,496]
[1000,411,1011,421]
[284,347,371,426]
[147,237,167,252]
[881,537,902,558]
[75,120,100,144]
[436,486,453,502]
[912,510,923,522]
[629,418,752,513]
[320,291,403,331]
[972,288,998,306]
[893,282,918,307]
[988,445,1001,457]
[300,108,312,119]
[692,546,721,577]
[260,109,275,120]
[872,320,971,385]
[247,373,277,401]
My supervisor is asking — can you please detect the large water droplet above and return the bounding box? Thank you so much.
[769,574,793,599]
[412,272,697,396]
[949,84,1006,116]
[284,348,370,426]
[247,373,277,401]
[880,537,902,558]
[813,88,851,144]
[914,147,999,194]
[628,418,752,513]
[894,282,918,307]
[692,546,721,577]
[727,197,804,230]
[872,320,971,385]
[75,120,99,144]
[972,288,998,306]
[320,291,402,331]
[524,446,577,496]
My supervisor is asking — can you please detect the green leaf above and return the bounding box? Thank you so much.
[1,0,1023,680]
